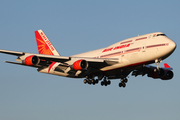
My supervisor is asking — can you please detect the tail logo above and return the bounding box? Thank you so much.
[35,30,54,55]
[40,32,55,52]
[35,30,60,56]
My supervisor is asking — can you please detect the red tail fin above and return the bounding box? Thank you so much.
[35,30,60,56]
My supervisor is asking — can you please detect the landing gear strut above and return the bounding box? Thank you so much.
[119,78,128,88]
[155,59,162,71]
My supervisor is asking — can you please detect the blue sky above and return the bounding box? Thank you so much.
[0,0,180,120]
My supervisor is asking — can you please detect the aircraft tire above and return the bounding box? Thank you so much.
[107,80,111,85]
[101,81,104,86]
[104,80,107,86]
[119,83,122,87]
[92,80,96,85]
[87,80,91,84]
[122,83,126,88]
[124,78,128,83]
[84,79,87,84]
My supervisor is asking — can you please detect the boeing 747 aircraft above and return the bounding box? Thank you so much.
[0,30,176,88]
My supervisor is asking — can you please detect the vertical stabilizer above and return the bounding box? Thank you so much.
[35,29,60,56]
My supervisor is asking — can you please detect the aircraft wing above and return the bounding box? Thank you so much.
[0,49,24,56]
[0,49,119,68]
[0,49,70,61]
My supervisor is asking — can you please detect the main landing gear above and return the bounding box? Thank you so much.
[101,77,111,86]
[119,78,128,88]
[83,76,111,86]
[83,76,99,85]
[83,76,128,88]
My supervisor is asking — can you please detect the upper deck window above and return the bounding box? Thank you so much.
[120,40,132,44]
[135,37,147,41]
[157,34,166,36]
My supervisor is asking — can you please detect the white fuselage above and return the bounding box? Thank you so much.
[71,32,176,71]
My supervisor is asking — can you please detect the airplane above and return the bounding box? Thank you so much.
[0,30,176,88]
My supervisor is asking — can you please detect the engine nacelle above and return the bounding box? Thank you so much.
[148,68,165,79]
[24,55,40,66]
[72,59,88,71]
[148,68,173,80]
[161,70,174,80]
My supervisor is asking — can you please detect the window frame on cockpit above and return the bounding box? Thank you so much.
[157,34,166,37]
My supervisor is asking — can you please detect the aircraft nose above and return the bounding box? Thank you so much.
[169,40,176,52]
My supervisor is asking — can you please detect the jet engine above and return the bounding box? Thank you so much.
[161,70,174,80]
[72,59,88,71]
[23,55,40,66]
[148,68,165,79]
[148,68,173,80]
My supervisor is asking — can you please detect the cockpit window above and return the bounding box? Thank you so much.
[157,34,166,36]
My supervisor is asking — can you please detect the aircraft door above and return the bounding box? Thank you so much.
[141,43,146,60]
[142,43,146,52]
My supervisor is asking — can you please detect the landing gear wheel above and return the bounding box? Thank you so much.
[104,80,107,86]
[119,83,123,87]
[122,82,126,88]
[124,78,128,83]
[87,79,91,84]
[92,79,96,85]
[119,82,126,88]
[84,79,87,84]
[101,81,104,86]
[95,79,99,84]
[121,78,128,83]
[107,80,111,85]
